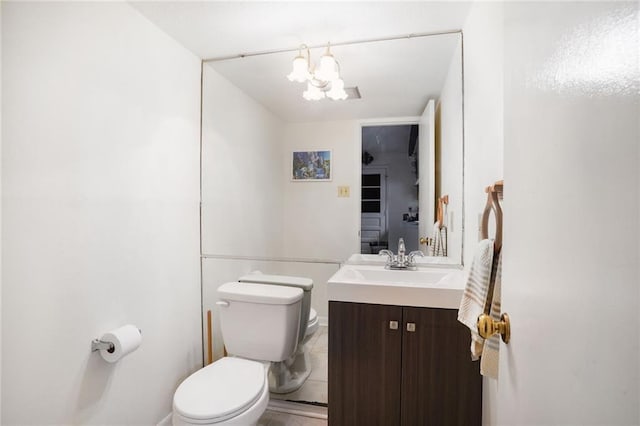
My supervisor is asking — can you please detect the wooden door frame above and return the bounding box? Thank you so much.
[360,166,388,253]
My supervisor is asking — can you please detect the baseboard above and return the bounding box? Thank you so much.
[157,412,172,426]
[160,398,328,423]
[318,315,328,327]
[267,400,328,419]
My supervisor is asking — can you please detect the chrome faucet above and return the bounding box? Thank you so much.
[378,238,424,270]
[397,238,406,264]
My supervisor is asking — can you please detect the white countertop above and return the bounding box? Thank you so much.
[327,264,466,309]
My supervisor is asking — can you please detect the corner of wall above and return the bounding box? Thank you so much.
[0,0,3,421]
[460,2,504,426]
[461,0,504,270]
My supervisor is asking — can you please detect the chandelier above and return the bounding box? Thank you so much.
[287,43,348,101]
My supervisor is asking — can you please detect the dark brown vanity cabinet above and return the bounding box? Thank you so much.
[328,301,482,426]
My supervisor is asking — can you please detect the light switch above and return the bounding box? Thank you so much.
[338,186,350,197]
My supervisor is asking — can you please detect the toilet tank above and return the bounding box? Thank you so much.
[217,282,303,362]
[238,273,313,345]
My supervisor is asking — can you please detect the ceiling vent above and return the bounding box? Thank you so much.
[345,87,361,100]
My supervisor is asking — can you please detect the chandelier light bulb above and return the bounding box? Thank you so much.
[287,55,310,82]
[327,78,348,100]
[315,52,339,82]
[288,43,347,101]
[303,82,325,101]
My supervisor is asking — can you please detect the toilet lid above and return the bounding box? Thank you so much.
[173,357,265,422]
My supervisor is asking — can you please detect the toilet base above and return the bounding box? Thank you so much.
[268,344,312,394]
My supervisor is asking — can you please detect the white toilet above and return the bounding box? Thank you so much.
[172,282,303,426]
[238,273,318,394]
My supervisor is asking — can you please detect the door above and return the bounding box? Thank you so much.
[328,302,403,425]
[498,2,639,424]
[401,307,481,426]
[418,100,435,252]
[361,169,387,253]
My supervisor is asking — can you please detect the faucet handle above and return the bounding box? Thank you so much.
[407,250,425,263]
[378,250,394,264]
[378,250,393,262]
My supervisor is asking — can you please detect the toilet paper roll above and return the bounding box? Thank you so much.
[99,325,142,363]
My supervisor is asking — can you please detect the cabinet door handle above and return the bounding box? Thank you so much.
[389,321,399,330]
[406,322,416,332]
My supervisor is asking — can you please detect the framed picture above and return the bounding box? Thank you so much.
[291,150,332,181]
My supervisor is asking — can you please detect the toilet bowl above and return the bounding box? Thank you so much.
[238,273,317,394]
[172,282,303,425]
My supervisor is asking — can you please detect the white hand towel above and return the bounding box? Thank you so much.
[481,253,502,379]
[457,239,494,360]
[430,221,440,256]
[431,221,447,257]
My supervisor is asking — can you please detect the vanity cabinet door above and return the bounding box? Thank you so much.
[328,301,403,426]
[401,307,482,426]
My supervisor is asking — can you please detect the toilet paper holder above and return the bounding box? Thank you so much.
[91,339,115,353]
[91,328,141,354]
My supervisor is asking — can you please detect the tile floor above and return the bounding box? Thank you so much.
[258,410,327,426]
[271,325,328,405]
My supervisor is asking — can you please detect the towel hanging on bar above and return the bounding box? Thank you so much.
[481,253,502,378]
[431,195,449,257]
[457,239,494,359]
[431,221,447,257]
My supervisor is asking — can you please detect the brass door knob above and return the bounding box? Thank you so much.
[477,313,511,343]
[419,237,429,245]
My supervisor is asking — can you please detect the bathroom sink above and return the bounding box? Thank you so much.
[327,264,465,309]
[335,266,450,286]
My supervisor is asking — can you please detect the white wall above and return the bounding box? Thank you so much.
[499,2,639,424]
[1,3,201,424]
[201,64,284,258]
[459,2,504,424]
[462,2,505,269]
[281,120,360,262]
[437,38,464,263]
[0,2,3,420]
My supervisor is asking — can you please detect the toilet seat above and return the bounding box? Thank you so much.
[173,358,265,424]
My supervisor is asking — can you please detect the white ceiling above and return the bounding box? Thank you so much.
[131,1,472,122]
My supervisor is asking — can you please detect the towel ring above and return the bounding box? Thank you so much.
[480,182,503,252]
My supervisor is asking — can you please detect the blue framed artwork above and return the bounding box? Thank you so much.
[291,150,332,181]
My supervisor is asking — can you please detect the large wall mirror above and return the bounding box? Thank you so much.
[356,35,463,265]
[204,31,464,265]
[200,31,464,407]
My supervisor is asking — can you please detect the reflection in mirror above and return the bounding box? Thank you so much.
[359,35,463,265]
[200,30,464,409]
[361,124,420,254]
